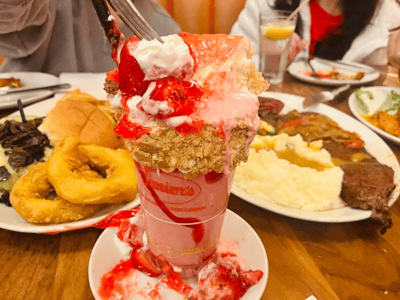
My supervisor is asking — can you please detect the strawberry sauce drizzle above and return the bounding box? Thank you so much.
[135,162,205,244]
[94,207,141,229]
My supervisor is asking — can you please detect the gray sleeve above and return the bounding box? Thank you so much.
[0,0,52,58]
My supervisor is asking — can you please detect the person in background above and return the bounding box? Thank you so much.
[231,0,400,68]
[0,0,181,75]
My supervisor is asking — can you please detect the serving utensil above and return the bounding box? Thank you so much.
[0,83,71,96]
[106,0,163,42]
[302,84,350,109]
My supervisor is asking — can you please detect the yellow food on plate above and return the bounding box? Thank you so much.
[46,135,138,204]
[10,163,102,224]
[40,89,123,149]
[234,134,344,211]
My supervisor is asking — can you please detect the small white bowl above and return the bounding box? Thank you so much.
[88,209,269,299]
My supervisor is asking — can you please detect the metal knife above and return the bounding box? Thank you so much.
[302,84,350,109]
[0,83,71,96]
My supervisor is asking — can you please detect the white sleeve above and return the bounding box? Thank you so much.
[0,0,52,58]
[385,0,400,29]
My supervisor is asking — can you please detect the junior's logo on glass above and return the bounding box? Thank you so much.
[145,172,201,204]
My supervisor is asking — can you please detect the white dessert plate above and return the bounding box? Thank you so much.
[231,91,400,223]
[0,94,140,234]
[0,72,61,109]
[348,86,400,146]
[288,58,379,86]
[88,209,269,300]
[0,194,140,234]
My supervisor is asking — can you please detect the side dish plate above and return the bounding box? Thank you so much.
[348,86,400,146]
[288,58,379,86]
[0,72,61,109]
[231,91,400,223]
[0,96,140,233]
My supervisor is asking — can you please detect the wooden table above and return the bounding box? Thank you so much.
[1,68,400,300]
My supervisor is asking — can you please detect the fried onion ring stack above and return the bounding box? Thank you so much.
[47,136,138,204]
[10,163,102,224]
[10,136,138,224]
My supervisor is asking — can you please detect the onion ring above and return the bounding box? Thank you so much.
[10,163,102,224]
[46,135,138,204]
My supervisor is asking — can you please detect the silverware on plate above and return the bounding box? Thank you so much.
[0,83,71,96]
[313,57,398,77]
[302,84,350,109]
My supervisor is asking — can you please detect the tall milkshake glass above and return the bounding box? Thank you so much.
[135,162,234,277]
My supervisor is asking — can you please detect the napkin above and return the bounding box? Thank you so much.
[58,72,108,99]
[306,296,318,300]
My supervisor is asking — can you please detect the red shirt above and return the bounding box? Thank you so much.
[309,0,344,55]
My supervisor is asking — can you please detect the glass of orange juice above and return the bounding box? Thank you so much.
[259,10,297,84]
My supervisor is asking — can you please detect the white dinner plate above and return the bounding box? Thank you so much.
[288,58,379,86]
[232,91,400,223]
[348,86,400,146]
[0,72,62,109]
[88,209,268,300]
[0,94,140,233]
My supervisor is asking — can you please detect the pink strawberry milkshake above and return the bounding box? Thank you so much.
[105,28,268,277]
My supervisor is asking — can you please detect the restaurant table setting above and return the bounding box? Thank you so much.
[0,64,400,300]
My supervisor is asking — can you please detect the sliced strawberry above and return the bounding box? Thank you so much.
[205,171,224,184]
[117,220,144,250]
[106,67,119,82]
[130,249,162,277]
[241,269,264,286]
[118,36,150,96]
[143,77,203,118]
[114,114,152,139]
[175,119,205,136]
[160,262,192,296]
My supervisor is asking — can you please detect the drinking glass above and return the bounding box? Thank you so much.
[259,10,297,84]
[134,162,234,277]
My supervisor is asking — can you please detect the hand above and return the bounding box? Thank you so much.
[288,33,307,64]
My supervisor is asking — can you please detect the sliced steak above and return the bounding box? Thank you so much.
[340,163,395,233]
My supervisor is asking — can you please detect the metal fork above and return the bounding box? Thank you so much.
[307,58,322,78]
[107,0,163,43]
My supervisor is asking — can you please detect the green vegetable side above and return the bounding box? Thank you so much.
[355,88,400,116]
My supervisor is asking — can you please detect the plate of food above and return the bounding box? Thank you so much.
[288,57,379,86]
[88,209,268,300]
[0,90,140,233]
[232,91,400,231]
[0,72,62,109]
[348,86,400,146]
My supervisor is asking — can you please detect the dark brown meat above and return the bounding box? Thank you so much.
[340,163,395,233]
[263,109,396,234]
[322,142,377,164]
[0,118,50,172]
[258,98,284,125]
